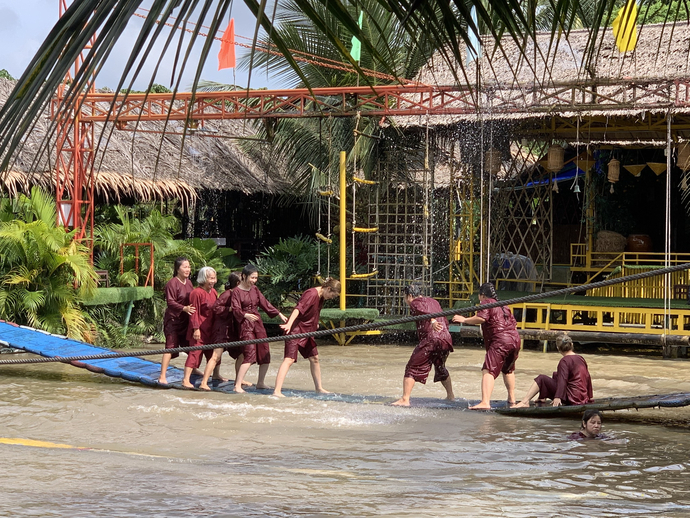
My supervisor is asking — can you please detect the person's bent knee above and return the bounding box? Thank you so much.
[308,355,319,364]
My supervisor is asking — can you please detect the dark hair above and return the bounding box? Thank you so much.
[404,283,424,298]
[241,263,259,280]
[225,272,241,291]
[173,257,189,277]
[556,335,574,353]
[582,410,602,425]
[478,282,498,300]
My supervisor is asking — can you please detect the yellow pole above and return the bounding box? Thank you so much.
[340,151,346,311]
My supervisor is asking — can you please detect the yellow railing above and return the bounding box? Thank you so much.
[510,301,690,336]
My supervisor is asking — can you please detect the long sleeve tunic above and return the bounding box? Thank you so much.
[409,297,453,351]
[186,287,218,345]
[554,354,593,405]
[163,277,193,337]
[476,298,520,352]
[211,288,237,344]
[231,286,281,340]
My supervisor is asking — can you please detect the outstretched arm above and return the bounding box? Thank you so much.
[280,308,301,333]
[452,314,486,325]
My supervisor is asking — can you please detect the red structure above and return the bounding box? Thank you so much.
[54,0,96,260]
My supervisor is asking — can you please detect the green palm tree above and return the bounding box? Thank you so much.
[0,188,98,340]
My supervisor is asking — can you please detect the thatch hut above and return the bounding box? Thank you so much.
[362,21,690,310]
[0,77,283,206]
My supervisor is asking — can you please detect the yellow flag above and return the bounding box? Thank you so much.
[612,0,638,52]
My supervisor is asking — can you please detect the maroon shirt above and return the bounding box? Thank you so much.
[476,298,520,351]
[186,287,218,344]
[554,354,593,405]
[211,288,238,344]
[409,297,453,351]
[289,288,324,335]
[163,277,193,335]
[231,285,281,339]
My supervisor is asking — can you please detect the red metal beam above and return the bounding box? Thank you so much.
[51,79,690,126]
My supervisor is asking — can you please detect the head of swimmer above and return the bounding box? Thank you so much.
[581,410,603,438]
[404,283,425,305]
[320,277,341,300]
[478,282,498,302]
[197,266,217,289]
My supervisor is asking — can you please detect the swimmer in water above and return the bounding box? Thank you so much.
[568,409,604,440]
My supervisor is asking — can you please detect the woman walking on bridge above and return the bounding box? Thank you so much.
[452,283,520,409]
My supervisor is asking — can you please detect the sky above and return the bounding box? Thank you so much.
[0,0,278,91]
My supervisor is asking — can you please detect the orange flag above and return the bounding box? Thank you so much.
[218,18,236,70]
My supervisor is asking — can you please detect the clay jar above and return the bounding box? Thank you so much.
[626,234,652,252]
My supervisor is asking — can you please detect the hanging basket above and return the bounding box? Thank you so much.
[647,162,667,176]
[608,159,620,184]
[547,145,564,172]
[678,143,690,172]
[484,149,502,175]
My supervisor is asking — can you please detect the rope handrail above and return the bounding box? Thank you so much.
[0,262,689,366]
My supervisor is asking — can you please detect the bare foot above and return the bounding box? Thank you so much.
[273,391,286,397]
[316,388,331,394]
[212,376,229,382]
[391,398,410,406]
[182,382,195,389]
[233,385,246,393]
[511,401,529,408]
[241,380,253,387]
[445,394,455,401]
[469,403,491,410]
[255,384,272,390]
[199,383,211,391]
[157,377,168,385]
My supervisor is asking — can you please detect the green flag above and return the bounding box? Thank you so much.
[350,11,363,62]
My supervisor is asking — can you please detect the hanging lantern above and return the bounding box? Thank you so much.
[678,143,690,172]
[608,158,620,193]
[547,144,564,172]
[484,149,502,175]
[647,162,667,176]
[552,180,559,193]
[624,164,645,177]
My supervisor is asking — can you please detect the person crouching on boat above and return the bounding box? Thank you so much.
[452,282,520,410]
[158,257,196,385]
[512,335,592,408]
[199,272,247,391]
[392,283,455,407]
[273,277,341,397]
[569,410,604,440]
[182,266,221,389]
[231,264,288,393]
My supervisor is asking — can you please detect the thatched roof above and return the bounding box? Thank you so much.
[399,21,690,129]
[0,78,283,204]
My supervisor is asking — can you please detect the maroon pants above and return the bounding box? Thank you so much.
[184,342,215,369]
[164,331,188,360]
[404,339,451,384]
[284,337,318,362]
[535,374,559,400]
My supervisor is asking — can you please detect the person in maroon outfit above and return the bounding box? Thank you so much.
[273,277,341,397]
[452,282,520,409]
[199,272,247,391]
[392,284,455,406]
[231,264,287,392]
[158,257,196,385]
[513,335,593,408]
[182,266,220,388]
[568,410,605,440]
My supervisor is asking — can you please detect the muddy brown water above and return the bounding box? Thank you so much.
[2,343,690,517]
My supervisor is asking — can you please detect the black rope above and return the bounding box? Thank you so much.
[1,262,689,366]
